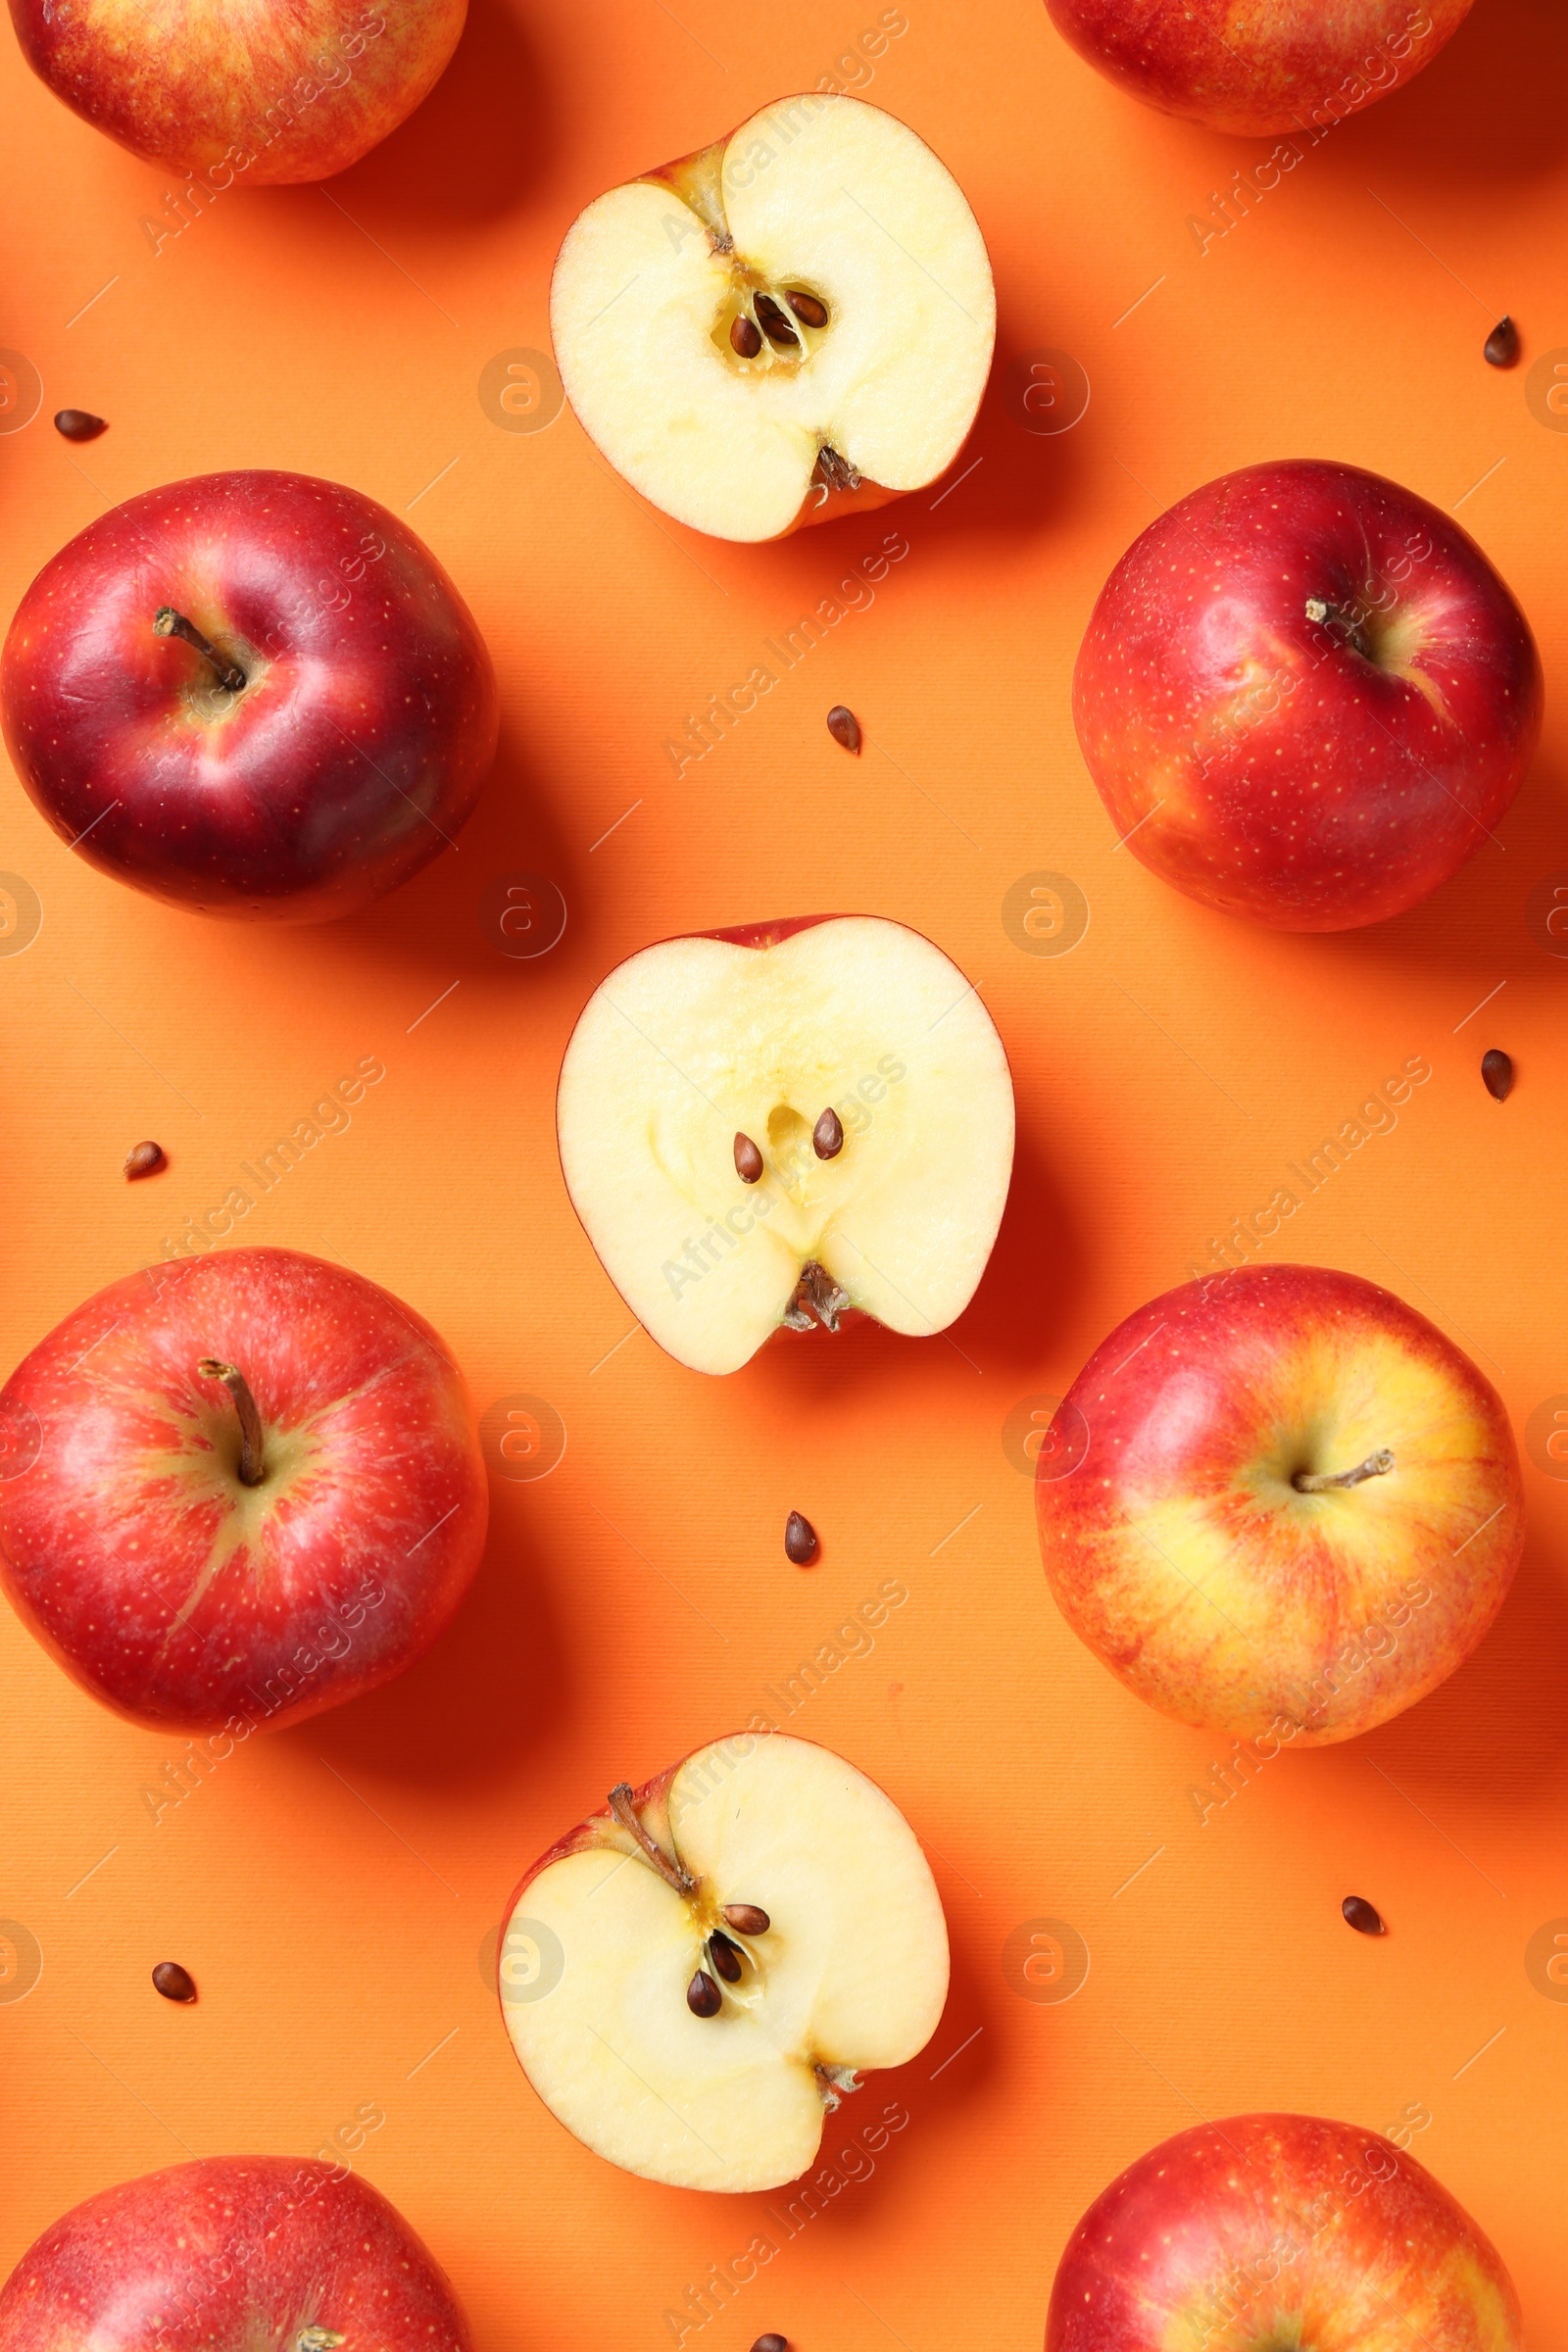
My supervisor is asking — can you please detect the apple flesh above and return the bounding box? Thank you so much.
[1043,0,1474,137]
[1049,2113,1521,2350]
[0,2156,474,2350]
[6,0,466,182]
[556,913,1015,1375]
[0,1247,488,1733]
[550,94,995,542]
[1036,1264,1522,1742]
[1073,460,1543,931]
[1,470,497,922]
[500,1732,950,2191]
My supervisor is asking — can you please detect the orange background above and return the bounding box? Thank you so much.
[2,0,1567,2340]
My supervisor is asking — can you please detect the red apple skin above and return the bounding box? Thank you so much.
[6,0,466,183]
[0,1248,488,1734]
[1037,1264,1522,1742]
[1073,460,1543,931]
[1,471,497,922]
[1043,0,1474,137]
[1048,2114,1521,2351]
[0,2157,474,2351]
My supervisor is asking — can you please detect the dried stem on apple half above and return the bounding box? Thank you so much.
[1294,1447,1395,1493]
[154,606,247,695]
[197,1357,267,1488]
[608,1782,699,1895]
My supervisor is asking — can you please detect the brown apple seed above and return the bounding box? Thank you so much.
[754,293,799,348]
[735,1131,763,1183]
[730,314,762,359]
[812,1106,844,1160]
[786,290,828,329]
[784,1510,819,1565]
[54,409,107,441]
[723,1903,770,1936]
[752,2336,789,2352]
[1481,1048,1514,1101]
[152,1961,198,2001]
[1484,317,1519,368]
[826,705,861,754]
[710,1932,744,1983]
[686,1968,722,2017]
[1342,1895,1386,1936]
[123,1140,167,1180]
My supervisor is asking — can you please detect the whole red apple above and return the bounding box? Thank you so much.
[1036,1264,1522,1742]
[7,0,466,183]
[0,1248,488,1733]
[1073,460,1542,930]
[1,470,497,922]
[0,2156,474,2350]
[1049,2113,1521,2350]
[1043,0,1474,137]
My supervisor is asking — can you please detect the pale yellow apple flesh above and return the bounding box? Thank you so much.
[549,95,996,541]
[556,915,1015,1375]
[501,1735,950,2191]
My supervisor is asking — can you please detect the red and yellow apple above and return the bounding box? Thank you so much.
[0,1248,488,1733]
[556,913,1015,1374]
[499,1731,950,2190]
[1073,460,1543,931]
[0,2157,473,2349]
[6,0,466,182]
[1043,0,1475,137]
[1048,2113,1521,2351]
[551,94,995,541]
[1036,1264,1523,1741]
[2,470,497,922]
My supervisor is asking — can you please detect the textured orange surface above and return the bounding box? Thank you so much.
[1,0,1567,2344]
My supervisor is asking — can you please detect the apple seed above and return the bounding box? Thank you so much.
[1342,1895,1386,1936]
[785,289,828,329]
[123,1140,166,1180]
[1484,316,1519,368]
[753,293,799,348]
[826,705,861,754]
[752,2336,789,2351]
[730,314,762,360]
[784,1510,819,1566]
[152,1961,197,2002]
[54,408,107,441]
[812,1107,844,1160]
[722,1902,770,1936]
[687,1968,722,2017]
[1481,1048,1514,1101]
[709,1932,744,1982]
[735,1131,764,1183]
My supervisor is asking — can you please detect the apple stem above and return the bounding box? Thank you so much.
[608,1783,698,1896]
[1303,597,1373,662]
[197,1358,267,1486]
[1294,1447,1395,1494]
[154,607,247,694]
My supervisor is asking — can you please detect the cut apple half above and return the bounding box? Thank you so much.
[556,913,1015,1375]
[499,1733,950,2191]
[550,94,996,541]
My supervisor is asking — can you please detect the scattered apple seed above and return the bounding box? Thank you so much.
[752,2335,789,2351]
[123,1140,166,1180]
[826,705,861,754]
[54,408,107,441]
[723,1903,770,1936]
[152,1961,197,2002]
[730,314,762,360]
[754,293,799,349]
[1481,1048,1514,1101]
[1342,1895,1386,1936]
[735,1131,763,1183]
[786,289,828,329]
[785,1510,819,1566]
[1484,316,1519,368]
[687,1968,722,2018]
[710,1932,744,1983]
[812,1107,844,1160]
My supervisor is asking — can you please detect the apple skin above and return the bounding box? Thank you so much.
[1036,1264,1522,1743]
[1048,2114,1521,2351]
[0,1248,488,1734]
[1073,460,1543,931]
[1043,0,1474,137]
[1,470,497,922]
[0,2157,474,2351]
[6,0,466,183]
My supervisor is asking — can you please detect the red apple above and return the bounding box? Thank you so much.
[1043,0,1474,137]
[1048,2113,1521,2350]
[0,1248,488,1733]
[2,470,497,922]
[1073,460,1543,930]
[0,2156,473,2350]
[7,0,466,183]
[1036,1264,1523,1742]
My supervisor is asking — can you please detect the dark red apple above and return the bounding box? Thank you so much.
[1073,460,1543,930]
[1,470,497,921]
[1043,0,1474,137]
[1048,2113,1521,2349]
[0,2156,474,2350]
[0,1248,488,1733]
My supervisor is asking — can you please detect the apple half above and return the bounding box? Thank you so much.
[499,1732,949,2191]
[550,94,996,541]
[556,914,1015,1375]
